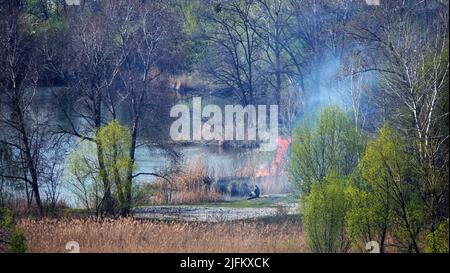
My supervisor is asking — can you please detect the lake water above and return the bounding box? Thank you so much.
[33,88,276,203]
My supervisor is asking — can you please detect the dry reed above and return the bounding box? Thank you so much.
[19,217,307,253]
[152,161,223,205]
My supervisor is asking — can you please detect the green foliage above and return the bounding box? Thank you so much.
[96,120,134,208]
[1,208,27,253]
[178,0,202,36]
[346,181,390,252]
[96,120,133,181]
[23,0,65,34]
[65,120,135,214]
[426,219,449,253]
[354,124,426,252]
[295,121,440,253]
[359,124,414,191]
[10,226,27,253]
[65,140,103,211]
[176,0,208,67]
[290,106,364,196]
[300,172,353,253]
[0,207,15,228]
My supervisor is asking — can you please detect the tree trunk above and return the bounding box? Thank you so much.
[122,117,139,217]
[94,92,115,217]
[15,93,44,216]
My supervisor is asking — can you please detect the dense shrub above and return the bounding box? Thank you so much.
[300,172,353,253]
[0,208,27,253]
[152,161,223,205]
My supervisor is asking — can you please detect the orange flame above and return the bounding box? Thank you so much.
[255,136,292,178]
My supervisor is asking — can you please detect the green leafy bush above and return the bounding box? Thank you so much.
[0,208,27,253]
[300,172,353,253]
[426,219,449,253]
[10,226,27,253]
[290,106,364,196]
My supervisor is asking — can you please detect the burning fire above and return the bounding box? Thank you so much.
[255,136,292,178]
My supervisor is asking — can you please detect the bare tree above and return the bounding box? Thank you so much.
[289,0,355,109]
[202,0,264,105]
[57,1,129,216]
[112,1,184,216]
[59,1,183,216]
[0,1,45,215]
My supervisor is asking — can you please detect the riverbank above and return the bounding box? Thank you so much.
[133,194,298,222]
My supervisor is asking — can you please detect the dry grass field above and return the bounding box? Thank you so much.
[19,217,307,253]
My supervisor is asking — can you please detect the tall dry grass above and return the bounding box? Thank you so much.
[152,161,223,205]
[19,217,307,253]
